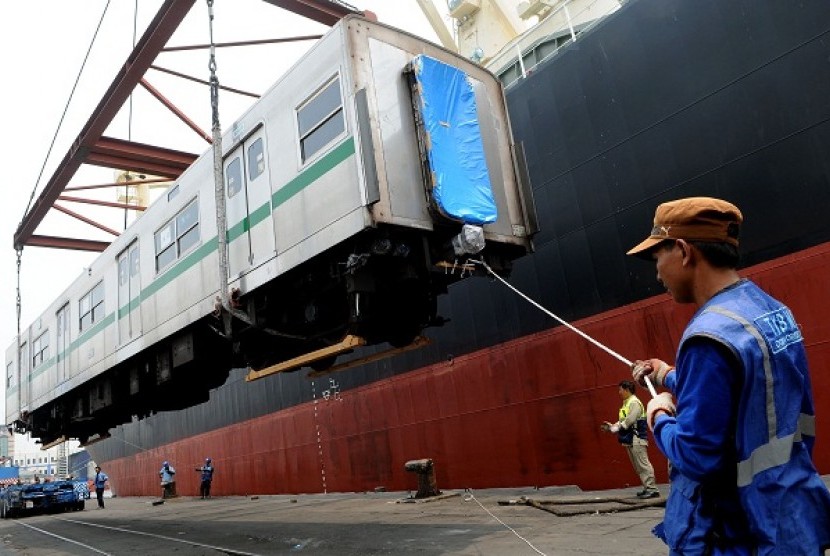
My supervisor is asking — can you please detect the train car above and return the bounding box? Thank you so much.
[5,16,536,448]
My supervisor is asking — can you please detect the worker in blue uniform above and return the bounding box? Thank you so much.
[627,197,830,555]
[159,461,176,499]
[195,458,214,499]
[93,466,108,509]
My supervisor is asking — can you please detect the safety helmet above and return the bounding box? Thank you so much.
[206,458,211,463]
[163,461,168,466]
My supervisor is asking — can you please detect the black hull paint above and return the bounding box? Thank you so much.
[89,0,830,470]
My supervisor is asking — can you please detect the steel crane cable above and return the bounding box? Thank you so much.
[15,249,22,336]
[15,248,21,421]
[207,0,220,132]
[15,1,112,392]
[206,0,231,335]
[125,0,139,229]
[21,0,113,220]
[206,0,250,333]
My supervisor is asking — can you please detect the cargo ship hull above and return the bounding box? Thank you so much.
[88,0,830,496]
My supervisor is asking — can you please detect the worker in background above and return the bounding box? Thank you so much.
[195,458,214,499]
[628,197,830,554]
[93,466,108,509]
[601,379,659,499]
[159,461,176,499]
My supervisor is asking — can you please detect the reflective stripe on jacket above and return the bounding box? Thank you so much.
[675,279,830,554]
[617,395,648,444]
[199,466,214,482]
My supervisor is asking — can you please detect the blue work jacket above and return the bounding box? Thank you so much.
[160,465,176,484]
[199,465,214,482]
[652,279,830,554]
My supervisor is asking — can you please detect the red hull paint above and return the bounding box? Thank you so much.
[103,243,830,497]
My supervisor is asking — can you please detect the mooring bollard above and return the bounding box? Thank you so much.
[404,458,440,498]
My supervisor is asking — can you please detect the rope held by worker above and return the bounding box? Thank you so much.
[470,259,658,397]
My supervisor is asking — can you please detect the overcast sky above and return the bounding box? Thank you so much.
[0,1,447,423]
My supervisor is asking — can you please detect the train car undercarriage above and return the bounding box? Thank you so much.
[16,225,520,448]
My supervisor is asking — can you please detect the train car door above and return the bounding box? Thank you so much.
[56,303,69,383]
[225,128,274,279]
[19,341,29,411]
[117,242,142,344]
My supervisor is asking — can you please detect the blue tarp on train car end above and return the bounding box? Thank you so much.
[410,55,498,225]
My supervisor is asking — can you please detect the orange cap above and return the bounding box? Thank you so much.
[627,197,742,256]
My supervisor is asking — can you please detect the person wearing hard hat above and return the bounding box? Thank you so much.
[601,380,659,499]
[195,458,215,499]
[628,197,830,554]
[159,461,176,499]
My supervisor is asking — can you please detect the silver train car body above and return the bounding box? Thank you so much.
[5,16,535,446]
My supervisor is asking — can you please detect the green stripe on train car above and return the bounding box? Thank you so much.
[226,200,272,243]
[272,138,355,209]
[69,137,357,361]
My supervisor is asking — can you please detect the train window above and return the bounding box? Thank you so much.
[154,199,200,272]
[130,247,140,277]
[177,201,200,254]
[177,201,198,233]
[226,157,242,198]
[297,77,345,162]
[178,227,199,254]
[32,332,49,368]
[91,281,105,323]
[79,282,104,332]
[302,116,344,162]
[248,138,265,181]
[155,221,176,271]
[6,361,12,388]
[167,184,180,201]
[118,257,128,287]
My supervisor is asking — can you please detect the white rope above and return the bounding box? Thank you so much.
[463,490,547,555]
[470,259,658,397]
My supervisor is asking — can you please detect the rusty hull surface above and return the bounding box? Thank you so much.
[100,242,830,497]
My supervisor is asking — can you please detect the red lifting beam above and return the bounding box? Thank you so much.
[13,0,360,252]
[27,235,111,253]
[13,0,196,251]
[260,0,361,26]
[87,137,198,178]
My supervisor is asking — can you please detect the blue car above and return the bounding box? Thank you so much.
[0,480,87,518]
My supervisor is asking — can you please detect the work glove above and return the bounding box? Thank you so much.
[632,358,675,388]
[646,392,676,431]
[601,421,621,433]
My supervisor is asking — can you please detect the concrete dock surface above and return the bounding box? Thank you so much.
[0,478,827,555]
[0,483,667,555]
